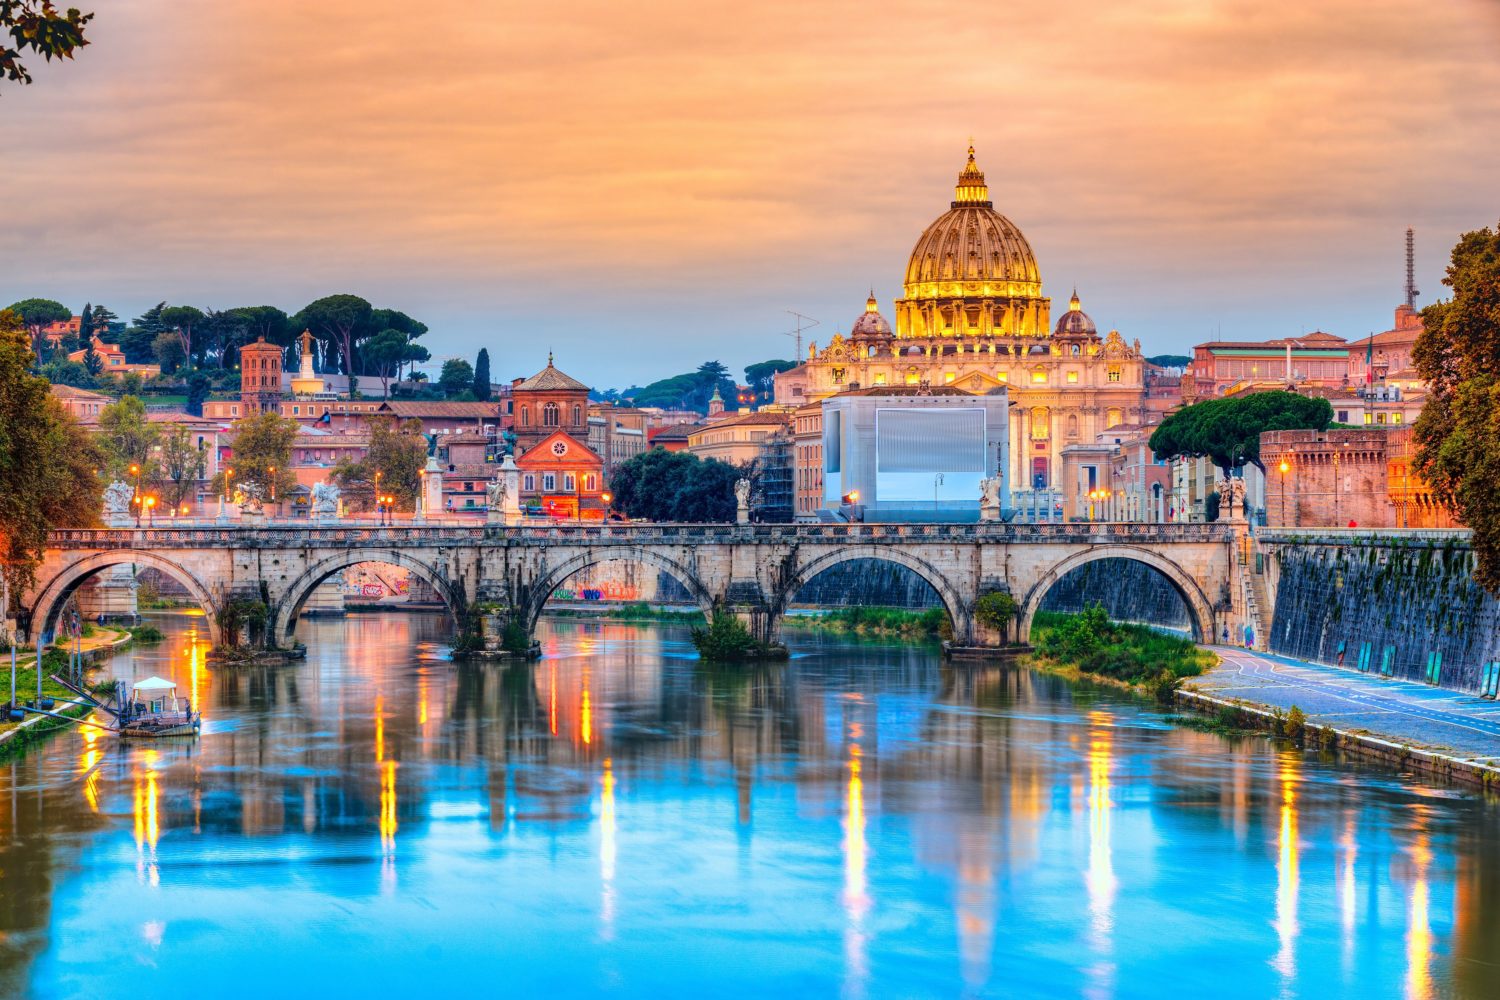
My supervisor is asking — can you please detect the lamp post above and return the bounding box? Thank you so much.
[1278,457,1290,526]
[268,465,278,518]
[374,469,382,522]
[144,495,157,527]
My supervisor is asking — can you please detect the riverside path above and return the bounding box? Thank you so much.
[1195,645,1500,763]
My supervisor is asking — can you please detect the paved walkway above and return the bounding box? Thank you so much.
[1194,646,1500,761]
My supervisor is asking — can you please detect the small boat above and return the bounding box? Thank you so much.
[117,676,201,738]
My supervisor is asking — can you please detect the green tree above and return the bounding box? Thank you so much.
[1,2,93,90]
[81,337,102,375]
[218,305,293,369]
[90,303,121,336]
[609,448,740,522]
[331,416,426,512]
[1146,354,1193,369]
[38,357,93,388]
[0,309,101,594]
[439,358,474,398]
[1149,390,1332,476]
[96,394,160,480]
[472,348,491,401]
[119,370,144,396]
[153,329,185,374]
[292,294,373,394]
[364,329,411,397]
[185,370,211,416]
[5,297,70,356]
[77,302,93,343]
[212,411,298,502]
[120,302,167,363]
[974,590,1019,643]
[154,424,206,511]
[159,304,205,369]
[1413,223,1500,592]
[744,359,795,401]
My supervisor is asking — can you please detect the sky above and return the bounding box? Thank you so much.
[5,0,1499,389]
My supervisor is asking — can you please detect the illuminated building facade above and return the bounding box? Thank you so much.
[775,147,1146,489]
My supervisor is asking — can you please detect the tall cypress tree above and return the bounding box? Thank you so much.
[78,303,94,344]
[472,348,492,401]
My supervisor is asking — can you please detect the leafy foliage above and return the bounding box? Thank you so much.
[625,361,738,413]
[1031,605,1215,686]
[609,448,741,522]
[216,598,268,649]
[438,358,474,398]
[332,416,426,511]
[96,394,159,480]
[1,2,92,89]
[472,348,491,401]
[156,424,206,510]
[212,411,298,501]
[1146,354,1192,369]
[1412,223,1500,592]
[0,309,101,593]
[974,590,1018,641]
[5,297,69,355]
[1149,390,1332,475]
[744,359,796,401]
[690,609,784,661]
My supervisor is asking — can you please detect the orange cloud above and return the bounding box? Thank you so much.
[5,0,1498,384]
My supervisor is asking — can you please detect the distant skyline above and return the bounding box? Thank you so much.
[6,0,1499,389]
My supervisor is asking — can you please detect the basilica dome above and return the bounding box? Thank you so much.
[1054,289,1097,337]
[894,147,1051,339]
[850,292,893,340]
[902,147,1042,300]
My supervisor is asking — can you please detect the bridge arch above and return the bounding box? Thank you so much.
[526,550,715,632]
[1018,546,1215,645]
[774,546,971,642]
[273,548,463,644]
[30,550,223,647]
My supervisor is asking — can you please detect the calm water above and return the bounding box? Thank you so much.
[2,612,1498,998]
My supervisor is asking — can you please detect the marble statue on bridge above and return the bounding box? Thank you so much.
[735,479,752,524]
[102,481,135,522]
[979,477,1002,522]
[311,482,341,518]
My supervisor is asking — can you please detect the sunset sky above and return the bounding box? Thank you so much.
[6,0,1499,388]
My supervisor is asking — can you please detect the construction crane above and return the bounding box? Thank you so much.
[782,310,820,361]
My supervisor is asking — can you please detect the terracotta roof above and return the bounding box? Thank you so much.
[513,360,589,392]
[649,424,695,442]
[695,410,791,429]
[379,401,499,418]
[147,412,221,426]
[441,463,500,478]
[442,432,492,445]
[49,384,112,401]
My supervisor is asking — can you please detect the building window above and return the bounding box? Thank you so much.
[1066,371,1079,384]
[1107,366,1122,383]
[905,369,920,385]
[585,474,597,491]
[1030,367,1047,384]
[564,474,576,491]
[524,474,535,491]
[520,406,530,426]
[1030,406,1049,440]
[1393,413,1403,424]
[1337,410,1349,423]
[1364,413,1373,425]
[464,481,474,491]
[543,473,556,491]
[572,404,582,425]
[231,405,239,416]
[872,373,886,385]
[544,403,559,426]
[996,372,1008,382]
[1106,407,1123,428]
[292,405,300,414]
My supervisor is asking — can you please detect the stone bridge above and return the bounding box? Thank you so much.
[29,522,1242,650]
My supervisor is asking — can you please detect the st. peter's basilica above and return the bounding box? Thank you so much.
[774,147,1148,490]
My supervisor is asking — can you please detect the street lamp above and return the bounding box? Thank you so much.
[1278,458,1290,527]
[144,495,157,527]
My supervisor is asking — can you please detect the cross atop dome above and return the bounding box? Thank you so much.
[953,144,991,208]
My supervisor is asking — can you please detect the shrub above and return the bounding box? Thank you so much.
[129,624,165,643]
[974,591,1018,642]
[500,618,531,653]
[1285,705,1307,742]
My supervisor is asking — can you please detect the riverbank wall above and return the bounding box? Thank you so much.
[1261,529,1500,695]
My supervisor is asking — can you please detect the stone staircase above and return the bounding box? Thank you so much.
[1232,533,1271,651]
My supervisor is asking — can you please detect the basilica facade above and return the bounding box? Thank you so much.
[774,147,1148,490]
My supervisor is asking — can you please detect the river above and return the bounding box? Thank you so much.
[0,611,1496,998]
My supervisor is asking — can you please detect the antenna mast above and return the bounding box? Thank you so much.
[783,310,820,360]
[1404,227,1420,309]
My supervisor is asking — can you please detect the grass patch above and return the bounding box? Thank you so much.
[784,606,949,640]
[129,624,166,643]
[1030,604,1216,699]
[549,601,705,623]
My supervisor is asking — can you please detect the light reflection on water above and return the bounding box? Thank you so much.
[0,612,1495,998]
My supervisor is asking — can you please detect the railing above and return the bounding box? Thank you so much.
[1256,527,1472,547]
[48,520,1235,548]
